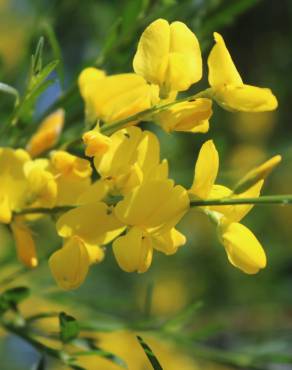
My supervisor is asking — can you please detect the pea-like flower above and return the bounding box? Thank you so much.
[189,140,281,274]
[113,179,189,273]
[133,18,202,98]
[208,32,278,112]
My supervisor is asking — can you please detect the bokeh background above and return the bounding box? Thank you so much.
[1,0,292,369]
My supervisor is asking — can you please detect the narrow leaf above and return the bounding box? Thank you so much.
[0,82,19,105]
[137,336,163,370]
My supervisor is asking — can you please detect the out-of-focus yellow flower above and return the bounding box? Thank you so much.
[79,69,157,124]
[218,221,266,274]
[49,235,104,290]
[94,126,165,195]
[82,128,112,157]
[189,140,280,274]
[133,18,202,97]
[49,151,92,205]
[0,148,31,223]
[11,218,38,268]
[26,109,65,158]
[155,98,212,133]
[208,33,278,112]
[113,179,189,272]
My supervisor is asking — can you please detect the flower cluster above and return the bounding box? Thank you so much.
[0,18,280,289]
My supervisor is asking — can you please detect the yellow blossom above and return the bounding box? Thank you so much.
[218,221,266,274]
[113,179,189,272]
[94,126,164,195]
[11,218,38,268]
[49,236,104,290]
[0,148,31,223]
[82,128,112,157]
[155,98,212,133]
[49,151,92,205]
[188,140,281,274]
[208,32,278,112]
[78,70,157,124]
[26,109,65,157]
[133,18,202,97]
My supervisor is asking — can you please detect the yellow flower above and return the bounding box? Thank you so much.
[155,98,212,133]
[208,32,278,112]
[11,218,38,268]
[94,126,165,195]
[49,236,104,290]
[82,128,112,157]
[133,18,202,97]
[26,109,65,157]
[24,159,57,208]
[113,179,189,272]
[78,69,157,124]
[218,221,266,274]
[0,148,31,223]
[49,151,92,205]
[56,202,125,246]
[189,140,281,274]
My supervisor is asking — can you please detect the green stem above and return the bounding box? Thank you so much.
[100,89,212,135]
[190,195,292,207]
[16,194,292,217]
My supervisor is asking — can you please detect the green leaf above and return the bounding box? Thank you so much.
[163,301,203,331]
[96,18,122,66]
[0,82,19,106]
[31,37,45,76]
[43,22,64,87]
[73,347,127,368]
[0,286,30,314]
[59,312,80,344]
[121,0,149,37]
[137,336,163,370]
[28,60,59,93]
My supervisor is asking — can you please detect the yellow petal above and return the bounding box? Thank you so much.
[133,18,170,87]
[115,179,189,234]
[77,180,109,204]
[156,99,212,133]
[210,180,264,222]
[83,129,112,157]
[49,236,91,290]
[234,155,281,193]
[153,228,186,255]
[50,150,92,179]
[213,84,278,112]
[189,140,219,199]
[208,32,242,87]
[0,195,12,224]
[218,222,266,274]
[167,21,202,91]
[112,227,153,273]
[78,67,106,100]
[0,148,31,215]
[26,109,65,158]
[57,202,125,245]
[11,220,38,268]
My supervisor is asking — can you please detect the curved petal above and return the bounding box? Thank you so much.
[112,227,153,273]
[57,202,125,245]
[214,84,278,112]
[49,236,90,290]
[152,228,186,255]
[218,222,266,274]
[133,18,170,86]
[11,220,38,268]
[189,140,219,199]
[208,32,242,87]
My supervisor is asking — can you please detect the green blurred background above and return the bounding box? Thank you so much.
[1,0,292,369]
